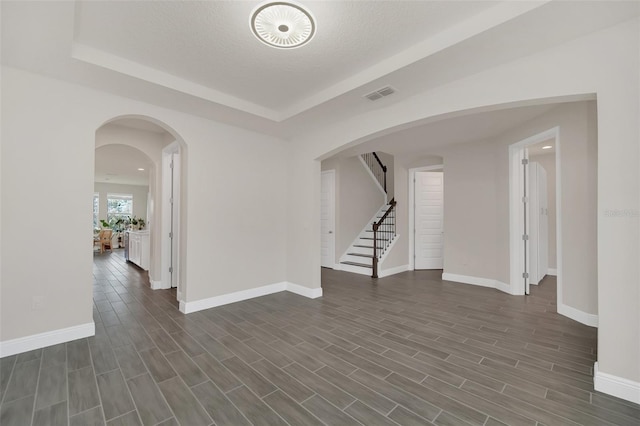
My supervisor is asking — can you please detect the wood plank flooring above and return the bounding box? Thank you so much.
[1,252,639,425]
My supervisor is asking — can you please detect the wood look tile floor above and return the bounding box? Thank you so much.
[1,251,639,425]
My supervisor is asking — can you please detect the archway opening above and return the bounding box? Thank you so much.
[94,116,188,309]
[315,98,598,330]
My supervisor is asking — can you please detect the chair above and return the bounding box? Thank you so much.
[93,229,113,253]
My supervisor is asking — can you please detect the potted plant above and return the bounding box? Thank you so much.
[114,217,125,247]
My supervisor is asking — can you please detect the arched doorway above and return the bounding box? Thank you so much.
[94,116,188,307]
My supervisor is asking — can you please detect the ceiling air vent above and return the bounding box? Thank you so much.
[364,86,396,101]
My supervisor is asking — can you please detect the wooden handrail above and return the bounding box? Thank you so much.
[372,152,388,193]
[374,198,395,226]
[372,152,387,172]
[362,152,388,193]
[372,198,396,278]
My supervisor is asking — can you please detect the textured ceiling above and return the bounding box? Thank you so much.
[73,1,499,111]
[2,1,638,138]
[335,103,558,161]
[529,139,556,156]
[95,142,153,186]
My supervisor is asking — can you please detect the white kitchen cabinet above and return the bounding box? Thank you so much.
[126,230,150,271]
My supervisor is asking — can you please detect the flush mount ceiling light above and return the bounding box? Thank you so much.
[250,2,316,49]
[542,145,553,150]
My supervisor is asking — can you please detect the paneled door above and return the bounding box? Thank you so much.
[321,170,336,268]
[415,171,444,269]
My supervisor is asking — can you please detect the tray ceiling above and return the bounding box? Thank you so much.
[2,1,638,137]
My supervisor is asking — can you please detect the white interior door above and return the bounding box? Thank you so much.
[528,162,549,286]
[537,164,548,280]
[320,170,335,268]
[170,152,180,289]
[529,162,540,285]
[161,143,180,293]
[414,172,444,270]
[523,149,531,295]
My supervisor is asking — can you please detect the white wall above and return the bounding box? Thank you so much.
[287,18,639,386]
[321,156,385,262]
[403,155,445,170]
[426,102,596,304]
[491,102,597,313]
[94,182,149,225]
[185,121,288,303]
[439,141,499,281]
[1,66,289,346]
[529,153,557,270]
[2,69,96,342]
[387,102,596,316]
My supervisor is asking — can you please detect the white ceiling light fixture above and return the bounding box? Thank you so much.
[250,1,316,49]
[542,145,553,150]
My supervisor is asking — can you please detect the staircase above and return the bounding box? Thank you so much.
[361,152,388,199]
[340,199,397,277]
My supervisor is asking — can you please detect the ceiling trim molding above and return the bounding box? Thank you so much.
[71,42,281,121]
[278,0,552,120]
[69,1,551,124]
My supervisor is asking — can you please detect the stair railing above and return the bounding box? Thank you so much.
[372,198,396,278]
[362,152,387,193]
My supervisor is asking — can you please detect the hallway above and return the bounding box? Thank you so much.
[1,256,639,425]
[93,250,178,314]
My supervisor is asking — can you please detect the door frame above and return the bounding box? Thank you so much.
[161,142,181,296]
[509,127,561,298]
[320,169,336,268]
[409,164,444,270]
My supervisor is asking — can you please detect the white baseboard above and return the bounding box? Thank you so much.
[443,272,495,288]
[557,302,598,327]
[180,282,286,314]
[337,263,372,276]
[547,268,558,276]
[180,282,323,314]
[379,264,409,278]
[442,273,521,295]
[446,272,599,327]
[324,263,408,278]
[494,279,520,295]
[286,282,323,299]
[594,362,640,404]
[150,280,169,290]
[0,322,95,358]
